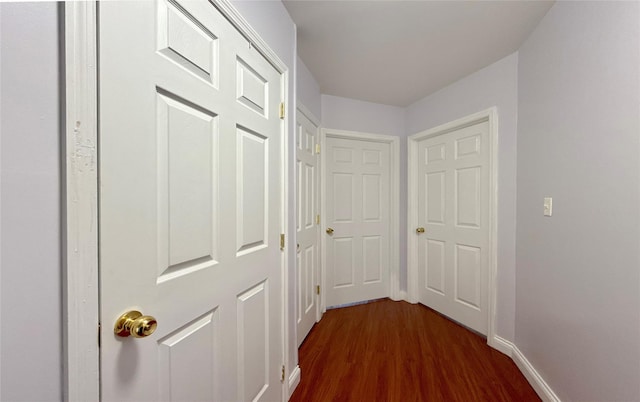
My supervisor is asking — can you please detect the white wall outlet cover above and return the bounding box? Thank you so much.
[543,197,553,216]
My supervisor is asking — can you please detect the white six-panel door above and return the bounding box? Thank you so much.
[99,1,283,400]
[324,136,391,307]
[414,121,490,334]
[295,109,320,346]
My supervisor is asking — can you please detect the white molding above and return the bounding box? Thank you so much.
[398,290,408,302]
[322,128,397,144]
[488,336,561,402]
[486,108,500,353]
[287,365,301,398]
[512,344,562,402]
[320,128,401,309]
[63,2,100,401]
[296,101,320,128]
[213,0,286,74]
[489,334,514,357]
[280,69,290,402]
[406,108,498,338]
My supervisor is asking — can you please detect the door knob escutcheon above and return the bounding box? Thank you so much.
[114,310,158,338]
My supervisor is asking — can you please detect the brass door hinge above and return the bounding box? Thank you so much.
[279,103,285,119]
[98,322,101,348]
[316,215,320,225]
[281,365,286,382]
[316,285,320,295]
[315,143,320,154]
[280,234,285,250]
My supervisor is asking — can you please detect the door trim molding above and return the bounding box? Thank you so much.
[319,128,401,313]
[407,107,499,344]
[296,100,320,127]
[63,1,290,400]
[63,2,100,400]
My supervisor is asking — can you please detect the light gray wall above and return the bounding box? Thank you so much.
[405,53,519,341]
[297,57,321,120]
[321,94,408,289]
[0,3,62,401]
[229,0,300,386]
[516,2,640,400]
[322,94,405,137]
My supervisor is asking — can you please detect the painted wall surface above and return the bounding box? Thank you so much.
[0,3,62,401]
[297,57,321,120]
[322,94,405,137]
[229,0,300,389]
[516,2,640,400]
[321,94,408,290]
[405,53,519,341]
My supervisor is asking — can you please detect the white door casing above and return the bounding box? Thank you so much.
[408,109,498,339]
[321,130,400,308]
[99,1,285,401]
[295,107,321,346]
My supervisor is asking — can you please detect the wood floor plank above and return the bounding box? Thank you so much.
[290,299,540,402]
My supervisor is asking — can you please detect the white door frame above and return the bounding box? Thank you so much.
[296,101,322,325]
[63,2,291,400]
[320,128,401,313]
[407,108,500,349]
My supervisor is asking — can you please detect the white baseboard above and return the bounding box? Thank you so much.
[398,290,408,301]
[511,345,561,402]
[490,335,561,402]
[489,334,514,357]
[288,365,301,398]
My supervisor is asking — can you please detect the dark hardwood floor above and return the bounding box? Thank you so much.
[289,299,540,402]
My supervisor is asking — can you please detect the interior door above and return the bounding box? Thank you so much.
[416,121,490,334]
[99,1,283,401]
[324,136,390,307]
[295,110,320,346]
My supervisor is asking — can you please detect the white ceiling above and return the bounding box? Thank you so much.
[283,1,554,107]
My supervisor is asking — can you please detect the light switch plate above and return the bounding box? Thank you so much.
[543,197,553,216]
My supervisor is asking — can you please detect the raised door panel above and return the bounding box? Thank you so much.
[236,127,268,256]
[157,0,219,85]
[425,171,445,225]
[363,236,382,284]
[333,238,354,288]
[425,239,445,295]
[237,282,270,401]
[455,167,481,229]
[332,173,354,223]
[303,246,315,313]
[156,90,219,283]
[454,245,481,309]
[158,311,219,402]
[362,174,381,222]
[236,58,267,117]
[305,164,315,228]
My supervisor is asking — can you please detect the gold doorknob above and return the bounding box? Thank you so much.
[114,310,158,338]
[326,227,334,234]
[416,227,425,234]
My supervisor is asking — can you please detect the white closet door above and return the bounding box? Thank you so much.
[99,1,284,400]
